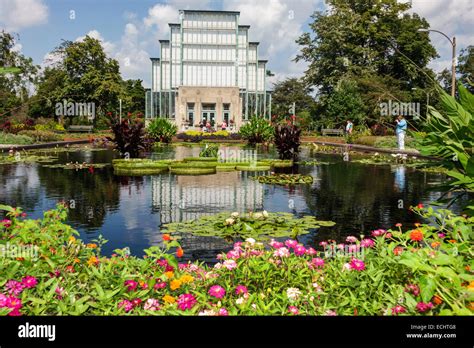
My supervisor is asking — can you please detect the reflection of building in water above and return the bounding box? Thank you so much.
[152,171,264,224]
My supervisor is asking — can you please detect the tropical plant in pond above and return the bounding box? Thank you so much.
[163,211,334,241]
[239,116,274,145]
[147,118,178,143]
[254,174,313,185]
[199,144,219,158]
[274,124,301,160]
[108,116,146,158]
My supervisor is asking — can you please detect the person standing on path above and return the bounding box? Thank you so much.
[345,120,353,135]
[395,115,407,150]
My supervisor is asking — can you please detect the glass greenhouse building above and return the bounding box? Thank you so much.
[145,10,272,131]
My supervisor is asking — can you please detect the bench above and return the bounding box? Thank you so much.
[68,125,93,133]
[321,128,344,136]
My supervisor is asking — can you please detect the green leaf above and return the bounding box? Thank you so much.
[419,276,436,303]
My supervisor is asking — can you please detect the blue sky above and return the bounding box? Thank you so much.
[1,0,472,89]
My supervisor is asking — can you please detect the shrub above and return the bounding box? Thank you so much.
[17,130,62,142]
[147,118,178,143]
[108,116,146,158]
[239,116,274,145]
[274,124,301,159]
[0,132,34,145]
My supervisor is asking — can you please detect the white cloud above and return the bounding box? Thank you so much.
[0,0,48,31]
[409,0,473,73]
[75,29,116,56]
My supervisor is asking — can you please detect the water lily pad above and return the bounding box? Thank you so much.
[254,174,314,185]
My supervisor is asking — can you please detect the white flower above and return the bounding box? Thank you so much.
[231,212,239,218]
[286,287,302,301]
[245,238,256,245]
[251,304,257,310]
[198,309,217,316]
[236,297,245,305]
[342,263,351,271]
[253,212,263,219]
[262,210,269,218]
[224,218,235,226]
[214,263,223,269]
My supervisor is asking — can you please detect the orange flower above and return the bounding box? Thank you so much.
[414,223,421,227]
[393,246,403,256]
[431,241,441,248]
[410,230,423,242]
[176,247,184,258]
[66,265,75,273]
[468,302,474,311]
[162,234,171,241]
[87,256,99,266]
[432,295,443,306]
[448,239,457,244]
[163,295,176,304]
[69,236,76,243]
[86,243,97,249]
[164,271,174,279]
[468,281,474,291]
[74,258,80,264]
[170,279,182,291]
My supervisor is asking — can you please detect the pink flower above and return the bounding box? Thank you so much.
[177,294,197,310]
[21,276,38,289]
[235,285,248,295]
[8,308,22,316]
[337,243,345,250]
[306,247,317,255]
[144,298,160,311]
[154,281,167,290]
[311,257,325,268]
[349,258,365,271]
[55,287,65,299]
[288,306,299,315]
[269,239,284,249]
[285,239,298,249]
[1,219,12,228]
[226,250,241,259]
[118,299,134,312]
[319,241,328,248]
[6,296,22,309]
[131,298,142,307]
[346,236,358,243]
[325,310,337,316]
[124,280,138,292]
[360,239,375,248]
[0,294,7,307]
[218,308,229,316]
[273,247,290,258]
[223,259,237,270]
[371,229,386,237]
[438,233,446,238]
[416,302,434,313]
[294,244,306,256]
[5,280,24,296]
[405,284,420,296]
[347,244,361,253]
[385,232,392,239]
[233,242,243,250]
[208,285,226,299]
[342,263,351,271]
[391,305,407,315]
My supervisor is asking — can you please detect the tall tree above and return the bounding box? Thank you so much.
[457,45,474,93]
[295,0,438,96]
[271,78,316,119]
[0,31,39,118]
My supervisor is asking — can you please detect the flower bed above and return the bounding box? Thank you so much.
[177,131,241,142]
[0,204,471,316]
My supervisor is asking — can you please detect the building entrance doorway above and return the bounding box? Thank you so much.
[201,104,216,127]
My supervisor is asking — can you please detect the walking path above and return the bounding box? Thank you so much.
[0,139,91,151]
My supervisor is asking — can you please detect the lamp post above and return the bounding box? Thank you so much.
[418,28,456,97]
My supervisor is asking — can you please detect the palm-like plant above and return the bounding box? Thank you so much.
[147,117,178,143]
[108,116,146,158]
[239,116,274,145]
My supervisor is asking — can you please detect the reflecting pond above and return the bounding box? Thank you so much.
[0,145,466,262]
